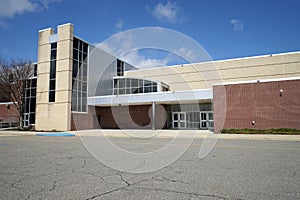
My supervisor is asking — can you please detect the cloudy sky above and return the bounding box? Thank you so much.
[0,0,299,67]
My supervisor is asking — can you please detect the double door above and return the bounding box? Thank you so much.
[172,112,186,129]
[172,111,214,129]
[200,111,214,129]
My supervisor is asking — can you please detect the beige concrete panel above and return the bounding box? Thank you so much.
[180,73,204,82]
[56,58,72,72]
[35,92,49,104]
[173,65,197,74]
[48,103,71,131]
[57,40,72,61]
[126,67,177,78]
[35,103,71,131]
[281,53,300,63]
[214,56,279,70]
[282,73,300,78]
[58,23,73,41]
[35,104,48,130]
[37,62,50,75]
[169,81,208,90]
[55,90,72,103]
[38,44,51,63]
[38,28,54,46]
[193,62,218,72]
[214,53,300,70]
[222,75,286,83]
[36,73,49,93]
[219,65,284,80]
[283,63,300,74]
[56,70,72,91]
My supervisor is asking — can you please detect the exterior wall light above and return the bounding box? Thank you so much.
[251,120,255,126]
[6,104,10,109]
[279,89,283,97]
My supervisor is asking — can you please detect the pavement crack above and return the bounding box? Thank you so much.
[10,158,87,189]
[134,187,230,199]
[152,175,190,185]
[118,173,131,186]
[49,180,58,192]
[85,175,151,200]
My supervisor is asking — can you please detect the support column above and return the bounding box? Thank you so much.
[152,101,155,130]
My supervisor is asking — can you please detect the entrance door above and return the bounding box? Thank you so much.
[200,112,214,129]
[172,112,186,129]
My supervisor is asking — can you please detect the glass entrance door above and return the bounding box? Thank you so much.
[200,112,214,129]
[172,112,186,129]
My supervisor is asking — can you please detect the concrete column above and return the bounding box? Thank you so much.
[152,101,155,130]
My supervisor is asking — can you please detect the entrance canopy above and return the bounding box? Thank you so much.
[88,89,213,106]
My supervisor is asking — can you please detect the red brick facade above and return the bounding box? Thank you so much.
[213,79,300,132]
[71,104,167,130]
[0,103,19,124]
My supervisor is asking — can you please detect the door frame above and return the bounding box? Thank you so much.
[200,111,214,129]
[172,112,186,129]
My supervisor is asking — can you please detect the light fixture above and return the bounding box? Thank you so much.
[279,89,283,97]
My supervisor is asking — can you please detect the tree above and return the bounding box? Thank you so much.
[0,58,34,129]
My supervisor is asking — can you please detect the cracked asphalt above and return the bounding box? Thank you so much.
[0,135,299,199]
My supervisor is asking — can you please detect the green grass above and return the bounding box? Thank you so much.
[221,128,300,135]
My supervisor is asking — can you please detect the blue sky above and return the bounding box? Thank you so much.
[0,0,299,66]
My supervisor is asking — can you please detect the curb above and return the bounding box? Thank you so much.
[35,132,75,137]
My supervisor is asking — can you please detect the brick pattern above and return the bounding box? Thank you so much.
[213,79,300,132]
[71,106,96,131]
[97,104,167,129]
[71,104,167,130]
[0,104,19,123]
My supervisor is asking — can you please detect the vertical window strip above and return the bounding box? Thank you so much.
[72,37,88,112]
[49,42,57,102]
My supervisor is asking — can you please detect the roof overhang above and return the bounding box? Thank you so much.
[88,89,213,106]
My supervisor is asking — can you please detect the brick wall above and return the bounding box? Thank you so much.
[97,104,167,129]
[213,79,300,132]
[71,104,167,130]
[0,103,19,123]
[71,106,97,131]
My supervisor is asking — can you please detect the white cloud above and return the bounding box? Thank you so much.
[0,0,35,17]
[98,34,170,69]
[0,0,61,28]
[230,19,244,31]
[115,20,124,31]
[120,51,170,69]
[147,1,183,24]
[173,46,197,62]
[0,0,61,17]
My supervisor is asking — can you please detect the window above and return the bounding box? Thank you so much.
[23,78,37,126]
[117,60,124,76]
[72,37,88,112]
[49,42,57,102]
[113,78,166,95]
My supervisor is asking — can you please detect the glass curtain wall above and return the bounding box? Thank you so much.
[72,37,88,112]
[113,77,169,95]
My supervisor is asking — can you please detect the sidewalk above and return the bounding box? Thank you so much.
[1,129,299,141]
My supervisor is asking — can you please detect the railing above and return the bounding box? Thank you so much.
[0,116,19,129]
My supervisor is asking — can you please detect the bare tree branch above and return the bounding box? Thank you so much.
[0,58,34,129]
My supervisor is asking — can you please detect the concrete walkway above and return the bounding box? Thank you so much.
[1,129,300,141]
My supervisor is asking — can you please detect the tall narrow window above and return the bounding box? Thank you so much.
[72,37,88,112]
[49,42,57,102]
[117,60,124,76]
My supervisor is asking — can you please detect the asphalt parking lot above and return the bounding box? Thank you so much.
[0,134,299,199]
